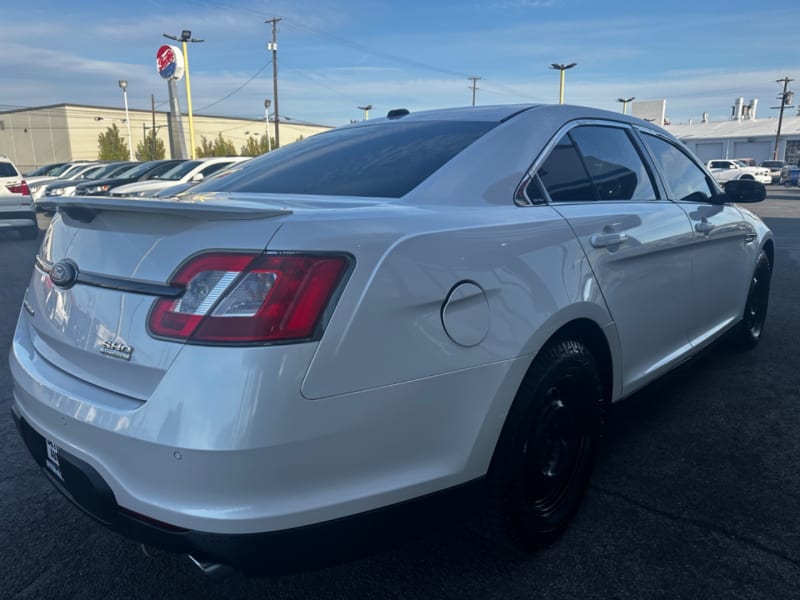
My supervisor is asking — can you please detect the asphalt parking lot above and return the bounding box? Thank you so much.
[1,190,799,599]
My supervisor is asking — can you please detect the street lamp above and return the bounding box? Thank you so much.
[357,104,373,121]
[118,80,134,160]
[617,96,635,115]
[550,63,576,105]
[163,30,204,159]
[264,99,272,152]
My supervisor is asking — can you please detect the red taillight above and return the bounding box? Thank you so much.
[6,180,31,195]
[149,252,350,344]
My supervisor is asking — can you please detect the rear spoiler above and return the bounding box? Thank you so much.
[39,195,292,222]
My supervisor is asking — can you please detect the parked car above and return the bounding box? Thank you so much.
[10,104,773,575]
[40,162,137,205]
[706,159,771,184]
[779,164,800,186]
[24,160,96,191]
[0,155,37,239]
[28,162,103,202]
[151,160,252,198]
[109,156,250,197]
[759,160,785,184]
[70,159,184,197]
[24,162,71,177]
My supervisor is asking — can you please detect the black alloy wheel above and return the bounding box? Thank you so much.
[733,250,771,349]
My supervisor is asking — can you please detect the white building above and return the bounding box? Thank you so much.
[666,98,800,165]
[0,103,331,173]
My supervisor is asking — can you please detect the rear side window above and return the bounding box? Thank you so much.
[641,133,715,203]
[192,121,497,198]
[531,124,655,202]
[0,162,20,177]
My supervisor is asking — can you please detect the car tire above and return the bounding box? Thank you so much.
[731,250,771,349]
[485,339,605,551]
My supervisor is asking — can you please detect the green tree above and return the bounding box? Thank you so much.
[136,130,166,161]
[240,134,276,156]
[196,133,237,157]
[97,123,130,160]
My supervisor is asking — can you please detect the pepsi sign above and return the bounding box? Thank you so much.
[157,44,185,80]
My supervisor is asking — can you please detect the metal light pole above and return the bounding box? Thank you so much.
[617,96,635,115]
[163,30,204,159]
[357,104,373,121]
[550,63,576,105]
[118,80,134,160]
[264,99,272,152]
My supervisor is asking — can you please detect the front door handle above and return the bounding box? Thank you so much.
[695,221,715,234]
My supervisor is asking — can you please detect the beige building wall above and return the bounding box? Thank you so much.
[0,104,330,172]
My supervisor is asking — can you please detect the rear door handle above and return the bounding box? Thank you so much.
[590,232,629,248]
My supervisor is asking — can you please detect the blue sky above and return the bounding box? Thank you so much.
[2,1,797,127]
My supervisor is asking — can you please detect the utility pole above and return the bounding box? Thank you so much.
[151,94,157,158]
[468,76,481,106]
[773,76,794,160]
[266,17,282,148]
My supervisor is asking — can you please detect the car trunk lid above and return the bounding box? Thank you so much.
[25,195,291,401]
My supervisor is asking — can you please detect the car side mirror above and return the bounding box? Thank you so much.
[723,179,766,203]
[191,173,204,182]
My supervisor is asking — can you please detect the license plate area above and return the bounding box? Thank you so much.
[45,438,65,482]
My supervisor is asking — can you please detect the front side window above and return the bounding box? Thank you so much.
[641,133,715,203]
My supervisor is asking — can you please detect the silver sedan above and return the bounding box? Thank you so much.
[10,104,772,574]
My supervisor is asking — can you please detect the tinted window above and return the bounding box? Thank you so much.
[155,161,201,180]
[642,133,715,202]
[533,137,596,202]
[0,162,19,177]
[191,121,496,198]
[569,126,656,201]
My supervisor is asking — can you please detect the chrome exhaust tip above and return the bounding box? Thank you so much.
[187,554,235,579]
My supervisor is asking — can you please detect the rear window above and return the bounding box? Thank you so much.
[191,120,497,198]
[0,162,20,177]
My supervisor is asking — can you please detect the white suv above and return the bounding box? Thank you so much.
[0,156,37,239]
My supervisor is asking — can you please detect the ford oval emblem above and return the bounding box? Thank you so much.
[50,260,79,289]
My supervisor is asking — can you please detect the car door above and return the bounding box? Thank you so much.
[526,122,696,395]
[639,132,754,348]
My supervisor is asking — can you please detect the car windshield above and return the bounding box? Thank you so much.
[85,163,128,179]
[115,162,162,178]
[26,163,65,177]
[153,160,202,180]
[191,120,497,198]
[734,160,749,167]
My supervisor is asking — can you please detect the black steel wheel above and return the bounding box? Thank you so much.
[731,250,771,349]
[486,339,605,550]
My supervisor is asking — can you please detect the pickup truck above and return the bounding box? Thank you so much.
[706,159,771,184]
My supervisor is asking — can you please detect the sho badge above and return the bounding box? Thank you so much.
[99,339,134,361]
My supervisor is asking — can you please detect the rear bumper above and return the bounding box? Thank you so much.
[0,209,36,227]
[12,404,484,573]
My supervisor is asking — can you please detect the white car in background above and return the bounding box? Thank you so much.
[0,155,37,239]
[40,162,136,204]
[706,159,771,184]
[29,162,104,202]
[110,156,250,197]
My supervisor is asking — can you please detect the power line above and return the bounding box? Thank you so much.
[193,61,272,112]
